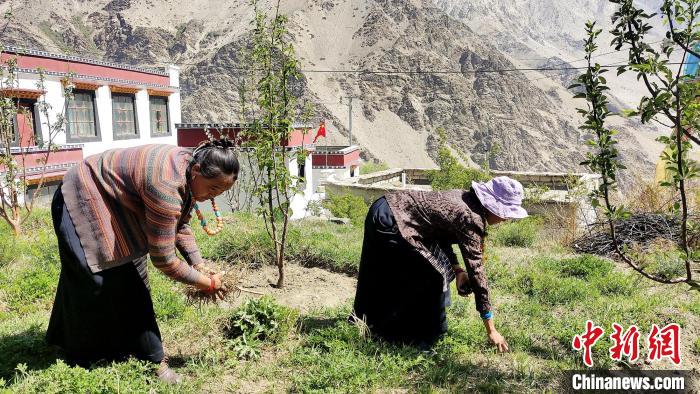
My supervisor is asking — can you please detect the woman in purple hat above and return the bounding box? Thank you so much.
[351,176,528,351]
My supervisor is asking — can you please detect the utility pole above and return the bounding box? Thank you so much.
[340,96,354,146]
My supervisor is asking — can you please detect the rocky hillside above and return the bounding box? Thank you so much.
[0,0,667,176]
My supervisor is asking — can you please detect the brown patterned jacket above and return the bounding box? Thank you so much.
[384,189,491,314]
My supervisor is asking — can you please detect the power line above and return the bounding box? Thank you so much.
[11,39,684,77]
[160,61,696,75]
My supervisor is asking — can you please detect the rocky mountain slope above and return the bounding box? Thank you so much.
[1,0,668,176]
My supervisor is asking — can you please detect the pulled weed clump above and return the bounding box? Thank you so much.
[184,261,248,303]
[223,296,297,360]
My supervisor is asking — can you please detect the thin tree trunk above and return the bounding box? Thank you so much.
[276,253,284,288]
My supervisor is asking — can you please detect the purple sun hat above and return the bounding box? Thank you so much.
[471,176,528,219]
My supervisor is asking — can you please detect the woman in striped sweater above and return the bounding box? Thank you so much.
[47,140,238,384]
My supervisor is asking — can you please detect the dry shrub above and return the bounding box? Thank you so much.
[539,204,580,247]
[623,179,677,213]
[627,238,687,280]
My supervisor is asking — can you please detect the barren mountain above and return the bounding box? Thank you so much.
[1,0,669,177]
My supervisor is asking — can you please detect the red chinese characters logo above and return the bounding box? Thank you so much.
[572,320,605,367]
[573,322,682,366]
[648,323,681,365]
[609,323,640,362]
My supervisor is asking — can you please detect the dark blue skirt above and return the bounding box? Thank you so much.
[352,197,449,347]
[46,188,164,365]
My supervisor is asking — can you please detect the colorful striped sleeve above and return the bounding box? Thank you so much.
[141,158,202,285]
[176,216,204,266]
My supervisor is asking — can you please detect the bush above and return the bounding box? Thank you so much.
[558,255,613,279]
[490,216,542,247]
[628,239,687,280]
[429,128,490,191]
[224,296,297,359]
[360,161,389,175]
[323,193,368,226]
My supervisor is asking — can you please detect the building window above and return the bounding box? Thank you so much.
[298,154,306,181]
[112,93,139,139]
[66,90,100,142]
[149,96,170,137]
[1,104,18,146]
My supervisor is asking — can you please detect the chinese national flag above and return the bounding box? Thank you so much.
[312,121,326,143]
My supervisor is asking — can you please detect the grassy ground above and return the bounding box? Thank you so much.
[0,210,699,393]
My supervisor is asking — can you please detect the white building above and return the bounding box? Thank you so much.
[1,46,181,200]
[175,123,361,219]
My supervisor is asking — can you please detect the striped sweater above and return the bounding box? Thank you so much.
[61,144,203,284]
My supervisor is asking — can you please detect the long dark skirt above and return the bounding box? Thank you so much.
[352,197,449,346]
[46,188,164,366]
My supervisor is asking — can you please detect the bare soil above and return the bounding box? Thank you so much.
[225,262,357,313]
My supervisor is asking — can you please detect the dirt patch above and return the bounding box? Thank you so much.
[225,263,357,313]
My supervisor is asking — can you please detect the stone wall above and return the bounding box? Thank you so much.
[322,168,601,227]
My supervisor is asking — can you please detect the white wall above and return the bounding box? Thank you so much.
[16,74,66,145]
[311,167,351,197]
[168,65,182,129]
[289,153,319,220]
[16,67,181,159]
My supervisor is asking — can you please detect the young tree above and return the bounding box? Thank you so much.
[237,0,311,287]
[0,52,72,235]
[571,0,699,288]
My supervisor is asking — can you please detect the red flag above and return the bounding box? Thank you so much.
[312,121,326,143]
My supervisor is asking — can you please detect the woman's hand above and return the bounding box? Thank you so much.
[209,272,228,301]
[483,318,509,353]
[194,271,228,301]
[488,330,510,353]
[455,271,471,296]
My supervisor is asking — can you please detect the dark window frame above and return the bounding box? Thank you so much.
[148,95,171,137]
[298,155,306,181]
[112,92,140,141]
[8,98,42,148]
[65,89,101,143]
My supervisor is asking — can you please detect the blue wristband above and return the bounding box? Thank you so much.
[481,311,493,320]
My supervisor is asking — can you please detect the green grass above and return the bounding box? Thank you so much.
[323,192,368,227]
[359,161,389,175]
[490,216,543,248]
[197,212,363,275]
[0,208,699,392]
